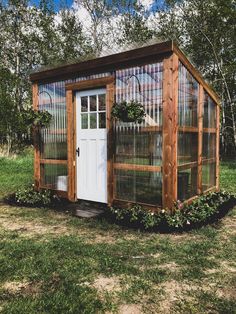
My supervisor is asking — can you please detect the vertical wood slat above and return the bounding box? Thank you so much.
[66,89,75,201]
[162,53,178,209]
[33,83,40,190]
[197,85,204,194]
[107,81,115,206]
[216,103,220,190]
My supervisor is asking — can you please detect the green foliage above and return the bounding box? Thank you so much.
[108,191,236,230]
[14,185,55,207]
[21,108,52,128]
[111,100,146,123]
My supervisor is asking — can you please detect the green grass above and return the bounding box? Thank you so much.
[0,152,235,313]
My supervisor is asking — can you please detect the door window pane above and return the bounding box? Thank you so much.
[99,112,106,128]
[90,95,97,111]
[81,96,88,112]
[90,113,97,129]
[81,113,88,129]
[98,94,106,111]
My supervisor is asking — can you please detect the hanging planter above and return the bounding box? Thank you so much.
[111,100,146,123]
[22,108,52,129]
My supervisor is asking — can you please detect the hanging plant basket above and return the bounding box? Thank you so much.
[111,100,146,123]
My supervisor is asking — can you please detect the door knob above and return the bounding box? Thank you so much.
[76,147,80,157]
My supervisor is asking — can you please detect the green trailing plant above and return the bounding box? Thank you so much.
[111,100,146,123]
[22,108,52,129]
[108,191,236,231]
[12,185,59,207]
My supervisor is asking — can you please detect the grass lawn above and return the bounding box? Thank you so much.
[0,153,235,313]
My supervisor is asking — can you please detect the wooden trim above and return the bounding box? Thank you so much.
[66,89,75,201]
[183,186,217,205]
[197,85,204,194]
[113,199,161,212]
[173,44,220,105]
[40,159,67,165]
[162,53,178,209]
[202,157,216,164]
[33,83,40,190]
[179,126,198,133]
[30,41,173,83]
[66,76,114,91]
[216,104,220,190]
[114,163,161,172]
[203,128,216,133]
[178,161,198,171]
[107,81,115,206]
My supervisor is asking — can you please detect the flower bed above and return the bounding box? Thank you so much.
[108,191,236,231]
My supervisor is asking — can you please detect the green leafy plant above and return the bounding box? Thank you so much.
[21,108,52,129]
[108,191,235,231]
[111,100,146,123]
[13,185,59,207]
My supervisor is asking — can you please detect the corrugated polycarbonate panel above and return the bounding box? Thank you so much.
[114,63,163,205]
[177,62,199,200]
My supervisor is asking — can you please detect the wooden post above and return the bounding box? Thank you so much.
[216,103,220,190]
[107,81,115,206]
[197,85,204,194]
[33,83,40,190]
[66,89,75,201]
[162,53,178,209]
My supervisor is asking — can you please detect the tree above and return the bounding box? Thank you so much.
[154,0,236,157]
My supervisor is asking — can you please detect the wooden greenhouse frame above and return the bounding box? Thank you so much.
[30,40,220,210]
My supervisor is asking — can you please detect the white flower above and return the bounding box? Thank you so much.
[151,212,154,216]
[161,209,165,213]
[186,220,190,225]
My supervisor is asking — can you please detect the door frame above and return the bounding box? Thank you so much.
[65,76,115,205]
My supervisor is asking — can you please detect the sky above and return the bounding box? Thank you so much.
[29,0,166,13]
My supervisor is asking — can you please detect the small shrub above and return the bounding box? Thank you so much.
[8,185,61,208]
[108,191,236,231]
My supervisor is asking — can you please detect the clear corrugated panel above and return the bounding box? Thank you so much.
[177,62,199,200]
[114,62,163,205]
[40,164,68,191]
[202,91,217,191]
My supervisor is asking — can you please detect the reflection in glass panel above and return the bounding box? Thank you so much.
[178,62,198,127]
[177,168,198,200]
[98,94,106,111]
[99,112,106,128]
[203,92,216,128]
[81,114,88,129]
[39,81,67,160]
[203,133,216,160]
[115,170,162,205]
[90,113,97,129]
[90,95,97,111]
[202,162,216,191]
[178,132,198,165]
[40,164,68,191]
[81,96,88,112]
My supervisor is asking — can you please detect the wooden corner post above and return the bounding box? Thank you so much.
[216,103,220,190]
[162,53,178,209]
[32,83,40,190]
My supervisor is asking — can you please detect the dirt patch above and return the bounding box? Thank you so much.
[93,275,121,293]
[2,280,41,295]
[0,218,71,237]
[158,262,179,272]
[118,304,143,314]
[221,261,236,273]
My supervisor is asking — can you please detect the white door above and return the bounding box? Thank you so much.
[76,89,107,203]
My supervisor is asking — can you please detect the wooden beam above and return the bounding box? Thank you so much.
[162,52,178,209]
[178,161,198,171]
[65,76,114,91]
[107,81,115,206]
[66,89,75,201]
[197,85,204,195]
[32,83,40,190]
[40,159,68,165]
[114,163,161,172]
[216,104,220,190]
